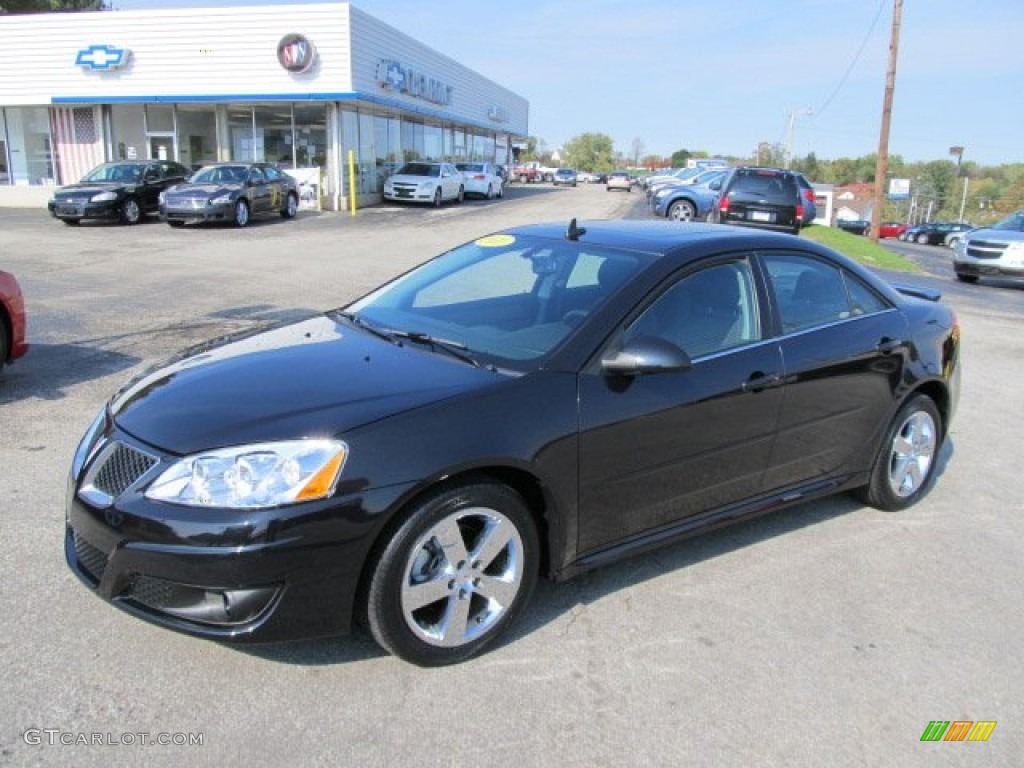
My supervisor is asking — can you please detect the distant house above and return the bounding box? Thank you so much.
[833,182,874,221]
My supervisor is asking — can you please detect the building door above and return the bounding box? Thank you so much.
[147,134,176,162]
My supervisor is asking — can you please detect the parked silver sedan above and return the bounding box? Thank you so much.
[952,210,1024,284]
[384,162,464,206]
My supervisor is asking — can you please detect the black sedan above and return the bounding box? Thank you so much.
[66,221,960,666]
[47,161,191,225]
[159,162,299,227]
[836,219,871,236]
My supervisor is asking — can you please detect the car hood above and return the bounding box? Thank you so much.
[52,182,128,198]
[386,174,438,185]
[963,226,1024,243]
[110,314,502,455]
[164,183,242,199]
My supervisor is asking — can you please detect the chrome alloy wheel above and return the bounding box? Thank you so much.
[887,409,937,498]
[400,507,524,648]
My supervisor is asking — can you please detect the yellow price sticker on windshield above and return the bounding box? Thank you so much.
[475,234,515,247]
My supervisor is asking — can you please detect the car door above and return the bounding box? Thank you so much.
[137,163,164,213]
[441,163,461,201]
[577,256,785,556]
[246,165,273,214]
[758,251,910,492]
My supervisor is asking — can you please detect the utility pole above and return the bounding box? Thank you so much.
[869,0,903,241]
[784,108,812,169]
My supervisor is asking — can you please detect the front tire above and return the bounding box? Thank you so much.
[856,394,942,511]
[120,197,142,225]
[916,233,929,245]
[233,199,250,227]
[668,199,696,221]
[432,188,442,207]
[365,481,539,666]
[955,271,978,283]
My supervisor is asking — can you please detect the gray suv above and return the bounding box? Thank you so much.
[952,210,1024,283]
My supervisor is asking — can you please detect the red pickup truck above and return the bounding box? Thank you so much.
[511,164,541,183]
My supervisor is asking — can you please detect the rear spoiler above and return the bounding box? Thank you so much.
[891,283,942,302]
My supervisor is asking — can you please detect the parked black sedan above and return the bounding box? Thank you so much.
[66,221,960,666]
[47,161,191,225]
[159,162,299,227]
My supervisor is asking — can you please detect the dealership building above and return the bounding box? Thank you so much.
[0,2,528,210]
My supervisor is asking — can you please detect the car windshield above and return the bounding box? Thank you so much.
[190,165,249,184]
[83,164,143,183]
[991,211,1024,231]
[456,163,483,172]
[345,234,648,370]
[397,163,439,177]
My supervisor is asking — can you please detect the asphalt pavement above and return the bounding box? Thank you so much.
[1,185,1021,767]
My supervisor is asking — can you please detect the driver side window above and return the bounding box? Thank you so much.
[625,259,760,359]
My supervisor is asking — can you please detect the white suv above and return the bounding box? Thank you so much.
[952,210,1024,284]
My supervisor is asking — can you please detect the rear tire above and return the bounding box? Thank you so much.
[62,218,81,226]
[0,315,8,374]
[856,394,942,511]
[281,192,298,219]
[364,481,539,666]
[955,272,978,284]
[916,233,929,244]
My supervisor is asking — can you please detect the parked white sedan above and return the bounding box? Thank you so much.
[384,162,464,206]
[455,162,504,200]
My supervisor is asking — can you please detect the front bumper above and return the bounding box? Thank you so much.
[66,433,415,643]
[48,199,121,221]
[161,201,233,224]
[953,258,1024,278]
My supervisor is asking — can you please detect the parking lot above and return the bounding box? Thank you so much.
[3,184,1023,767]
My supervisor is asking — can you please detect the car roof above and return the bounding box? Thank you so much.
[502,220,806,259]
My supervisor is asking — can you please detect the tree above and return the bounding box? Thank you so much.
[563,132,615,173]
[0,0,107,11]
[669,149,691,168]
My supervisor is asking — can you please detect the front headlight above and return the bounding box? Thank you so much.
[145,439,348,509]
[211,194,233,205]
[158,191,166,204]
[71,408,108,479]
[91,191,118,202]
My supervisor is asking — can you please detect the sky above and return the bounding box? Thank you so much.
[110,0,1023,167]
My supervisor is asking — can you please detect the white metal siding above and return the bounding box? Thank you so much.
[0,4,353,105]
[0,3,527,136]
[349,8,527,136]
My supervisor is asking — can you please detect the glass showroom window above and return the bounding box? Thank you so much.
[293,104,327,169]
[374,114,400,187]
[254,105,294,165]
[176,104,217,170]
[423,123,442,162]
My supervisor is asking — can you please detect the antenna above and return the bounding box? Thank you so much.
[566,218,587,241]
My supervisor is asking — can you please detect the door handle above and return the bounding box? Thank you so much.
[742,372,782,393]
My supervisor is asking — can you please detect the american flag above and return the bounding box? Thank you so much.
[50,107,104,184]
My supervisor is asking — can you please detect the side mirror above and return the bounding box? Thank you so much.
[601,336,691,376]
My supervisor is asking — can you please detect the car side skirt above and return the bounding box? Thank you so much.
[554,471,867,581]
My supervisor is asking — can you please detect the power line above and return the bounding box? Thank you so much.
[813,0,887,118]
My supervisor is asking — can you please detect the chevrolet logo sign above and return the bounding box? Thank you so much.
[76,45,130,71]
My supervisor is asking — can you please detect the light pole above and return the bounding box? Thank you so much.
[784,107,813,168]
[949,146,969,222]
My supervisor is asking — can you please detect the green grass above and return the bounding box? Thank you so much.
[800,225,920,273]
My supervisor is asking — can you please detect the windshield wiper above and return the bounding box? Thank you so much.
[388,330,481,368]
[334,312,481,368]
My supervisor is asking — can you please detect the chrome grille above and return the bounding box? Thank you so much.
[92,443,158,498]
[966,239,1007,260]
[74,533,108,584]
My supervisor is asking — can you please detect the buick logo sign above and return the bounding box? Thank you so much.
[277,34,316,74]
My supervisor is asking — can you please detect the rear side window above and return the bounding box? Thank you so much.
[763,253,888,333]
